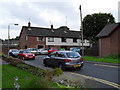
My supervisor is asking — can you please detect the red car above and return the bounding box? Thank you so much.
[18,50,35,60]
[48,48,58,53]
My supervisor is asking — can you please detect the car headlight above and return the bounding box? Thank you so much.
[25,55,28,57]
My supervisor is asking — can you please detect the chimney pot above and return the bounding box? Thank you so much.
[51,24,53,30]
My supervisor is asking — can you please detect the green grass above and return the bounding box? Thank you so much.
[0,65,2,88]
[2,64,65,88]
[83,56,120,64]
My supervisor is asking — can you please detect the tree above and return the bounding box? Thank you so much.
[83,13,115,43]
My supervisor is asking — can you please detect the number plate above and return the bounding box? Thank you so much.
[74,64,81,67]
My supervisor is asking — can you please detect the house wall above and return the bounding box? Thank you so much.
[110,27,119,55]
[26,36,46,49]
[99,27,120,57]
[20,28,26,49]
[99,37,110,57]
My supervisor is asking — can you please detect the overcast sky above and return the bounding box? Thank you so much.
[0,0,119,40]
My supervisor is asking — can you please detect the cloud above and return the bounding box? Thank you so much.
[0,0,119,39]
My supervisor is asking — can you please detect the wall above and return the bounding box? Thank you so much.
[27,36,46,49]
[20,28,26,49]
[110,27,119,55]
[99,27,120,57]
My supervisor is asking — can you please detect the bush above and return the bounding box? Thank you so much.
[53,68,63,76]
[9,58,25,66]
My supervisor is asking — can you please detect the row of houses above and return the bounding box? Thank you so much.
[2,22,120,57]
[20,22,91,50]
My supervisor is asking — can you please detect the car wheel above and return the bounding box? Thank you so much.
[44,60,48,67]
[58,64,66,71]
[18,56,20,59]
[77,64,83,70]
[32,58,35,60]
[22,57,25,60]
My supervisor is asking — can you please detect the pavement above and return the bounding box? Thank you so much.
[84,60,120,67]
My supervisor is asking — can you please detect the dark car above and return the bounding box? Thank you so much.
[43,51,84,70]
[18,50,35,60]
[8,49,19,57]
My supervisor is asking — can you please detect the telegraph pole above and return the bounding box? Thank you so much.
[79,5,84,56]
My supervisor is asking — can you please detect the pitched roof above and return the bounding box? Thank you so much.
[22,26,81,38]
[96,23,120,38]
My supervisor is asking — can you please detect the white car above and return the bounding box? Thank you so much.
[27,48,37,55]
[37,48,48,55]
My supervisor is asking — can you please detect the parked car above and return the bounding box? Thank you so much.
[8,49,19,57]
[27,48,37,55]
[70,47,81,54]
[18,49,35,60]
[37,48,48,55]
[48,48,58,53]
[43,51,84,70]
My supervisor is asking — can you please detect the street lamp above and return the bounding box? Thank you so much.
[79,5,84,56]
[8,23,19,51]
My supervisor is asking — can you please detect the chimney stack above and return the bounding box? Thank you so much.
[51,24,53,30]
[28,21,31,27]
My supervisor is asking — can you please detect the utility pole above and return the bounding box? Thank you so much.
[8,23,18,53]
[79,5,84,56]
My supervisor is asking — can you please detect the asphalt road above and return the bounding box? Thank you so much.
[25,55,119,88]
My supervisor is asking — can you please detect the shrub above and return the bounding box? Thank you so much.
[53,68,63,76]
[9,58,25,66]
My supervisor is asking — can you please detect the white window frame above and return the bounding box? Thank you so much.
[25,36,28,41]
[48,37,54,42]
[37,37,44,41]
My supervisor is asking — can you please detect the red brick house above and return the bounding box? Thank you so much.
[20,22,90,49]
[97,23,120,57]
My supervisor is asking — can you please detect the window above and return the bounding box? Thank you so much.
[37,37,44,41]
[48,37,54,42]
[25,36,28,41]
[73,38,77,43]
[61,38,66,42]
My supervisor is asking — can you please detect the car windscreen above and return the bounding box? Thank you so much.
[52,49,57,50]
[66,52,81,58]
[23,50,31,53]
[11,50,19,52]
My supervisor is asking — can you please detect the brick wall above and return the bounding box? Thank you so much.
[27,36,46,49]
[20,27,26,49]
[99,27,120,57]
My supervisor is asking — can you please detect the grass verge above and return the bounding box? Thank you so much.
[2,64,66,88]
[83,56,120,64]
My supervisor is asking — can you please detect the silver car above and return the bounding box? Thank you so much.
[8,49,19,57]
[43,51,84,70]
